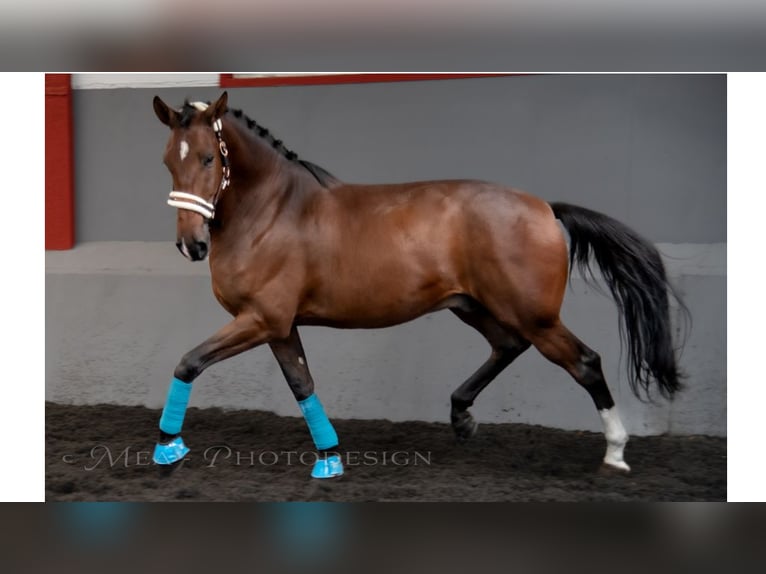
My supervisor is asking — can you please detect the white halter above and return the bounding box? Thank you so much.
[167,191,216,219]
[167,102,230,220]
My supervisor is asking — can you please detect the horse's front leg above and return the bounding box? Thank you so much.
[153,312,272,465]
[269,325,343,479]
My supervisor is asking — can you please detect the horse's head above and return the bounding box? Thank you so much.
[153,91,229,261]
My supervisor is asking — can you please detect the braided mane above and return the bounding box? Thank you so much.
[179,100,339,188]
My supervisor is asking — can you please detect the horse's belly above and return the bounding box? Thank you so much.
[297,268,460,329]
[295,304,447,329]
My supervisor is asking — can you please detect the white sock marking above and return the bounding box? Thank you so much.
[599,407,630,471]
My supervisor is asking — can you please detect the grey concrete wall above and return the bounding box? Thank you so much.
[45,242,725,436]
[51,75,726,436]
[72,75,725,243]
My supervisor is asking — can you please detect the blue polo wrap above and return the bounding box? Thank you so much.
[159,377,192,435]
[298,394,338,451]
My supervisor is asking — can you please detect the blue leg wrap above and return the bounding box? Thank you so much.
[159,377,192,435]
[154,378,193,465]
[298,394,339,451]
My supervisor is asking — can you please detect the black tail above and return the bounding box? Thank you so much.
[550,202,687,400]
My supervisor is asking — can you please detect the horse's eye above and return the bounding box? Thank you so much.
[202,154,215,167]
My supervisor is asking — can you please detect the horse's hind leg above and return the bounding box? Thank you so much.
[269,325,343,479]
[450,305,530,440]
[526,321,630,472]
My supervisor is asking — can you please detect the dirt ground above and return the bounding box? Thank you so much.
[46,402,726,501]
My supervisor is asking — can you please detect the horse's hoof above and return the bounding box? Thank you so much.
[598,460,631,475]
[311,454,344,479]
[452,413,478,441]
[153,436,190,465]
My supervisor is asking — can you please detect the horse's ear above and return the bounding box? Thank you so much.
[153,96,179,127]
[207,91,228,121]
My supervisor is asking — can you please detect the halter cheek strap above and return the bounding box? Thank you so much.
[166,106,231,221]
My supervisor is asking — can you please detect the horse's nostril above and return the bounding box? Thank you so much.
[195,241,208,259]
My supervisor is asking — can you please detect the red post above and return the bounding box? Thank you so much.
[45,74,75,249]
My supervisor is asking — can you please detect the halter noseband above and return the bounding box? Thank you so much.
[167,103,231,221]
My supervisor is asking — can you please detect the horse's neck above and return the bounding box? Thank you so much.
[212,125,313,244]
[229,122,282,184]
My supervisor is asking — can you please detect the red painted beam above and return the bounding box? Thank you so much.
[45,74,75,250]
[220,73,523,88]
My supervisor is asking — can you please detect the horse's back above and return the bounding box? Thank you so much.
[325,179,563,271]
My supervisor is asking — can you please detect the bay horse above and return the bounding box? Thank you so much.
[151,92,684,478]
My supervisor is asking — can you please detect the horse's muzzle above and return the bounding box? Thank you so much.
[176,238,209,261]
